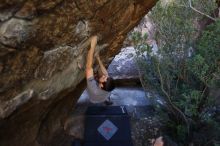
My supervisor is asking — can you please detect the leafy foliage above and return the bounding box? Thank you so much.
[132,0,220,145]
[189,20,220,86]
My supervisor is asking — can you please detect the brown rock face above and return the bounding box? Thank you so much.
[0,0,156,146]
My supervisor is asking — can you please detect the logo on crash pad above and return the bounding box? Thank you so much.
[97,119,118,140]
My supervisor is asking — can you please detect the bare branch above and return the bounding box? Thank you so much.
[189,0,216,21]
[156,62,190,134]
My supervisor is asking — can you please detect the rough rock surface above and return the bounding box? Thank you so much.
[0,0,156,146]
[108,47,139,79]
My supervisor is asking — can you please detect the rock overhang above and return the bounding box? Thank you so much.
[0,1,157,146]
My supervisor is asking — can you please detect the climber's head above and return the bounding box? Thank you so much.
[97,75,115,91]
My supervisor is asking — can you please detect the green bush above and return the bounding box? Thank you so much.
[189,20,220,86]
[132,0,220,145]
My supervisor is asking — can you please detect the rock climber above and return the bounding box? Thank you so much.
[86,35,115,104]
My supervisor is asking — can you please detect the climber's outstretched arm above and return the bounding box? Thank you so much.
[96,54,108,76]
[86,36,97,79]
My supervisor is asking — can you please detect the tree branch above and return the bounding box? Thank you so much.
[156,62,190,134]
[189,0,216,21]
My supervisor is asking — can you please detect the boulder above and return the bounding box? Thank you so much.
[0,0,157,145]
